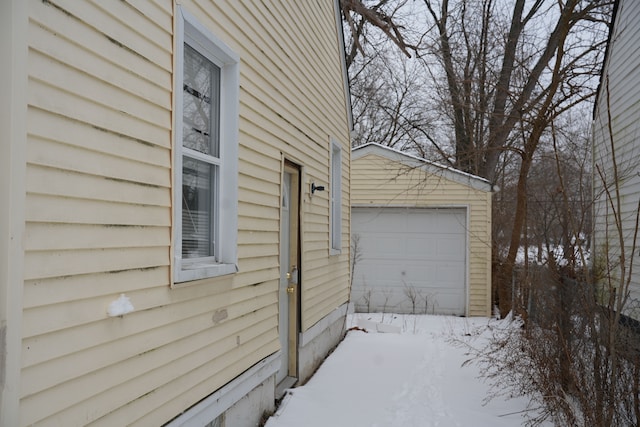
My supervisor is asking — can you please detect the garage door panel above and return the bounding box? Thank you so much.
[402,266,436,282]
[357,262,441,284]
[406,211,437,230]
[352,207,467,315]
[356,263,404,282]
[406,210,465,230]
[429,291,465,314]
[435,264,465,283]
[436,237,465,258]
[354,211,406,232]
[405,238,437,259]
[359,235,404,258]
[436,212,465,228]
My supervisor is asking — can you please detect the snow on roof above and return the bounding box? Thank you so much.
[352,143,496,192]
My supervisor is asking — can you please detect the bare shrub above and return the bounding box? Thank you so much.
[467,82,640,426]
[402,281,423,314]
[467,267,640,426]
[360,286,372,313]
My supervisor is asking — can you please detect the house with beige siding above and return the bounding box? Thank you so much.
[592,0,640,318]
[0,1,351,426]
[351,144,493,317]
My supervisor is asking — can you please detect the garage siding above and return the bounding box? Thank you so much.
[351,149,492,316]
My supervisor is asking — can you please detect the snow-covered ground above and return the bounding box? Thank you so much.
[513,242,590,267]
[265,314,550,427]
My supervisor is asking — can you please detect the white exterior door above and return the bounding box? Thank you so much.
[351,207,467,315]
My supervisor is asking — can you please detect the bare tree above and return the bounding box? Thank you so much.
[342,0,611,315]
[422,0,609,178]
[349,44,441,152]
[466,83,640,427]
[527,114,593,267]
[340,0,419,69]
[422,0,610,315]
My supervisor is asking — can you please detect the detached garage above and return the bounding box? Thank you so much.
[351,144,494,317]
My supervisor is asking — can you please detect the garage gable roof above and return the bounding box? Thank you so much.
[352,143,495,193]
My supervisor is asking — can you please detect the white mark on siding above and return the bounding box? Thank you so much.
[107,294,135,317]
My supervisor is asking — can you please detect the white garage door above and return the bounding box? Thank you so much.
[351,207,467,315]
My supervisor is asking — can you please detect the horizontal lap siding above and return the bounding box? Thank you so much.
[24,0,175,424]
[184,0,351,332]
[593,0,640,313]
[23,0,350,425]
[352,154,491,316]
[23,1,245,426]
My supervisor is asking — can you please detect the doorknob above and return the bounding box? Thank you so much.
[286,286,295,294]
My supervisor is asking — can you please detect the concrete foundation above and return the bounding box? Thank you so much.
[166,303,349,426]
[297,304,347,384]
[165,353,279,427]
[222,374,275,427]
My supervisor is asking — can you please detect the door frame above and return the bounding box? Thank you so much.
[278,160,301,385]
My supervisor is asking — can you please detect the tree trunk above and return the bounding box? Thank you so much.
[498,152,532,316]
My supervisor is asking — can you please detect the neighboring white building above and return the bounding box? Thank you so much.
[592,0,640,317]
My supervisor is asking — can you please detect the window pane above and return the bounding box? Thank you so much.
[183,44,220,157]
[182,158,217,259]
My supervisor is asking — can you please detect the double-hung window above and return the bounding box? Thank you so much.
[329,139,342,254]
[174,8,239,283]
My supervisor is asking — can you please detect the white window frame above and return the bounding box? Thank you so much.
[174,7,239,283]
[329,138,342,255]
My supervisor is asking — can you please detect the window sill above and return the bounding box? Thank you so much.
[174,261,238,283]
